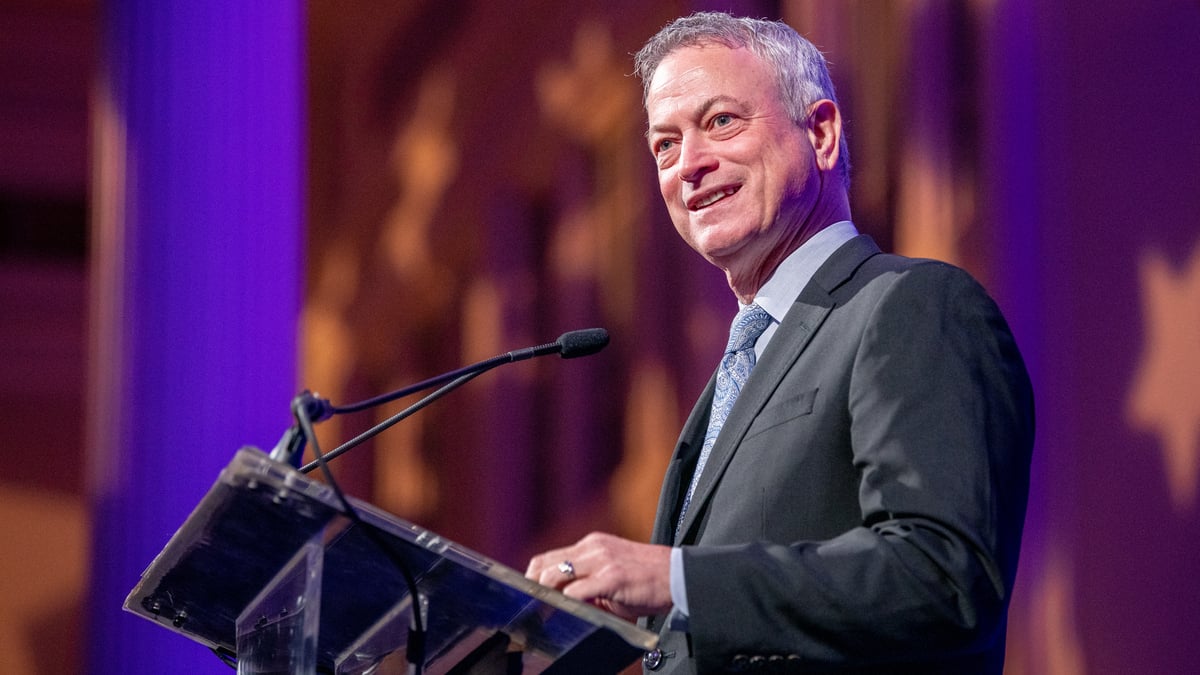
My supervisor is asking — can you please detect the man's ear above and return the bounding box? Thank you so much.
[806,99,841,172]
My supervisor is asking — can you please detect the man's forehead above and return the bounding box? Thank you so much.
[649,46,734,95]
[645,45,767,119]
[648,62,717,103]
[649,44,742,82]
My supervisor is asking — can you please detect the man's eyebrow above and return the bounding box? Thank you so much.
[646,95,743,140]
[697,95,741,117]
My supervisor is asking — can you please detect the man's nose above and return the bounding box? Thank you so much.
[677,135,717,183]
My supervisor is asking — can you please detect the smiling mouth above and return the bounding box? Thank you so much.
[689,186,739,211]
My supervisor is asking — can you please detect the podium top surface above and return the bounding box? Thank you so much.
[124,449,656,674]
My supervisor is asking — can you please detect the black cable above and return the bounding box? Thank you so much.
[327,352,513,415]
[298,370,485,474]
[293,395,427,675]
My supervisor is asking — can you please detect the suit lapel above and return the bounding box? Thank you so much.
[649,374,717,545]
[673,235,881,544]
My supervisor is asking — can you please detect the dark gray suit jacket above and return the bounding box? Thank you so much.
[643,236,1034,674]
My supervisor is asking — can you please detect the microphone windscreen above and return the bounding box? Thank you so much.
[557,328,610,359]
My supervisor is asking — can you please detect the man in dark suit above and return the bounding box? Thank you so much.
[526,12,1033,674]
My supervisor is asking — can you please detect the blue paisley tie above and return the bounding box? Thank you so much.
[676,303,772,539]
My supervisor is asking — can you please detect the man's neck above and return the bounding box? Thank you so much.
[725,186,851,303]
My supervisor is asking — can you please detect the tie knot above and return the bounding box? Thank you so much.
[726,303,772,354]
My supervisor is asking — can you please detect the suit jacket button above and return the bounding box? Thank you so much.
[643,648,664,671]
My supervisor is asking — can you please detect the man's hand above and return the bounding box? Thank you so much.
[525,532,674,620]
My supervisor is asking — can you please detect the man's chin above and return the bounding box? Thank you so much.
[696,237,751,269]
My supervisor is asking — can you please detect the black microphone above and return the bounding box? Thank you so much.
[279,328,610,472]
[557,327,610,358]
[506,327,610,362]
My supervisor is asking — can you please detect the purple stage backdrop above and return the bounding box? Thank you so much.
[86,2,304,673]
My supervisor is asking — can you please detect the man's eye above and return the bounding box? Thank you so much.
[656,139,675,153]
[713,114,733,126]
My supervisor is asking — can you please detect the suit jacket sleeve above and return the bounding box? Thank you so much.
[679,258,1034,671]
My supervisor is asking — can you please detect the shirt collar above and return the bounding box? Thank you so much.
[747,220,860,324]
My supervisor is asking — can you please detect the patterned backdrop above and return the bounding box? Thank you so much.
[298,1,1200,673]
[0,1,1196,673]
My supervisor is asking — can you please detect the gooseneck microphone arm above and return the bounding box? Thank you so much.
[327,326,608,417]
[267,328,609,473]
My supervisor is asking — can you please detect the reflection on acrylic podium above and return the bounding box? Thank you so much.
[124,449,657,674]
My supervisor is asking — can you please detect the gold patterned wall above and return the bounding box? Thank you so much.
[298,2,1200,674]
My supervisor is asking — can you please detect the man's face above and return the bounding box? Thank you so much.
[646,45,820,278]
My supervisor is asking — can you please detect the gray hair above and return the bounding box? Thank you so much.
[634,12,851,188]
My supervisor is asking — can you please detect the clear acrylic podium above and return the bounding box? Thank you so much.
[124,448,657,674]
